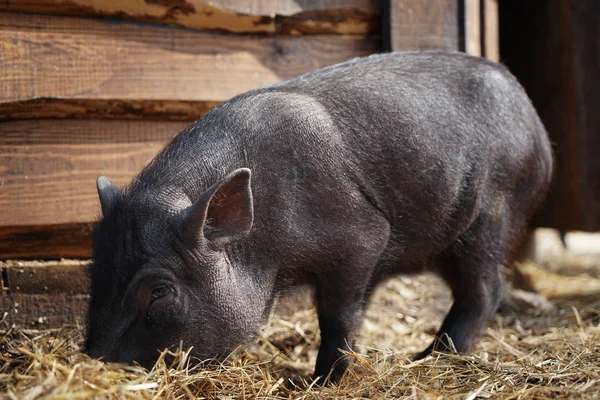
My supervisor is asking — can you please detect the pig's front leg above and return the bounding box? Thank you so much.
[311,222,390,383]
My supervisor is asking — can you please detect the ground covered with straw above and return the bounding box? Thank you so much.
[2,239,600,399]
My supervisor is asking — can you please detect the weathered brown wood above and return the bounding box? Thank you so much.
[0,260,311,327]
[0,223,95,259]
[276,8,380,36]
[383,0,498,60]
[571,0,600,232]
[464,0,481,56]
[3,260,89,294]
[0,99,221,121]
[0,0,380,35]
[0,261,312,328]
[208,0,378,16]
[499,0,599,231]
[0,119,188,228]
[0,290,314,328]
[1,292,88,327]
[383,0,460,52]
[0,12,379,120]
[482,0,499,61]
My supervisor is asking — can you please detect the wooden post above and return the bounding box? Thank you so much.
[482,0,499,61]
[464,0,481,56]
[499,0,600,231]
[384,0,499,61]
[383,0,460,52]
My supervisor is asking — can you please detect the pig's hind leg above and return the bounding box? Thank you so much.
[415,208,509,359]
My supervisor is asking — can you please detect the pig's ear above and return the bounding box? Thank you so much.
[184,168,254,248]
[96,176,123,217]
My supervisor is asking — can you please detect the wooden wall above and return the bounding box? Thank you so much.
[0,0,499,261]
[0,1,382,259]
[499,0,600,232]
[0,0,499,327]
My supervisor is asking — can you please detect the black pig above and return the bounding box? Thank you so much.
[86,51,553,383]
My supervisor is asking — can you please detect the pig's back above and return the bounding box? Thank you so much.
[134,51,551,263]
[234,51,551,242]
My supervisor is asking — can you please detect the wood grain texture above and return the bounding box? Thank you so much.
[499,0,600,231]
[0,223,94,260]
[0,259,311,327]
[0,290,314,328]
[1,292,89,327]
[383,0,459,52]
[537,0,581,231]
[571,0,600,231]
[3,260,89,294]
[0,99,222,121]
[0,0,381,35]
[464,0,481,56]
[482,0,499,61]
[0,12,379,118]
[207,0,378,16]
[0,119,188,228]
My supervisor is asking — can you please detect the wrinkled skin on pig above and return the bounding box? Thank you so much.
[86,51,553,383]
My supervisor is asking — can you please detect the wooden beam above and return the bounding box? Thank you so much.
[1,292,89,328]
[0,0,381,35]
[0,259,312,327]
[3,260,89,294]
[0,119,189,228]
[0,12,379,120]
[0,99,221,121]
[206,0,378,16]
[277,8,380,36]
[0,290,314,328]
[383,0,460,52]
[0,223,94,260]
[0,260,89,327]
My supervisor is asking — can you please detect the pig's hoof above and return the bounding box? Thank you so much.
[413,349,431,361]
[285,374,332,390]
[284,375,311,390]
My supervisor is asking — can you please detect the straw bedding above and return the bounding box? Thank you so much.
[2,257,599,399]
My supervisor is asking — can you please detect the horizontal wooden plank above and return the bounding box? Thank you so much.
[0,119,188,227]
[1,292,88,327]
[0,262,314,328]
[202,0,379,16]
[277,8,380,36]
[3,260,89,294]
[0,290,313,328]
[0,223,94,260]
[0,12,379,120]
[0,259,311,327]
[0,118,186,145]
[0,0,380,35]
[0,99,221,121]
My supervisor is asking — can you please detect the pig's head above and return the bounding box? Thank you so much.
[85,168,256,369]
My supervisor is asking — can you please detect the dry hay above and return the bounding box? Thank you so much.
[2,264,600,399]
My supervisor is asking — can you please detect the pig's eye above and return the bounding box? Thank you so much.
[150,286,171,302]
[147,285,180,328]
